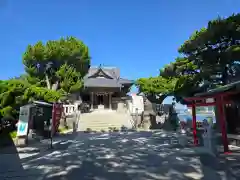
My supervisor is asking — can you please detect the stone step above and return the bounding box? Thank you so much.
[78,125,131,131]
[79,126,123,131]
[79,119,130,122]
[77,111,133,131]
[79,121,127,124]
[78,125,126,129]
[79,118,129,121]
[78,123,130,127]
[78,125,124,131]
[79,117,131,122]
[80,121,129,124]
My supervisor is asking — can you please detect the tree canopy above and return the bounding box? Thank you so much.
[23,36,90,92]
[136,13,240,103]
[178,14,240,85]
[0,37,90,119]
[136,76,178,103]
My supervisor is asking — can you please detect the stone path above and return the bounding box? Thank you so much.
[0,131,237,180]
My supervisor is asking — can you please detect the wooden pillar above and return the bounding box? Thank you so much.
[109,93,112,109]
[217,95,229,153]
[192,103,198,145]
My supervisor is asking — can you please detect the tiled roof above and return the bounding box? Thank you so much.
[84,66,120,79]
[83,66,134,88]
[84,78,121,88]
[194,80,240,97]
[118,78,134,84]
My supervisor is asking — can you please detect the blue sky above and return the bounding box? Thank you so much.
[0,0,239,82]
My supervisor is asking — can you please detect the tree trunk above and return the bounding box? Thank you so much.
[52,81,59,91]
[45,74,51,89]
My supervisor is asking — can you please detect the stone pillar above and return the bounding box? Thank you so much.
[142,112,151,130]
[143,116,150,130]
[109,93,112,109]
[91,92,94,110]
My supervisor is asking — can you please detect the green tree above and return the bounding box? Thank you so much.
[23,85,62,103]
[0,79,29,119]
[22,36,90,93]
[136,76,177,103]
[56,64,83,94]
[0,78,63,119]
[151,13,240,101]
[136,56,199,103]
[160,57,202,98]
[178,13,240,86]
[0,37,91,130]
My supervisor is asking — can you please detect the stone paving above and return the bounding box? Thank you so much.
[0,131,237,180]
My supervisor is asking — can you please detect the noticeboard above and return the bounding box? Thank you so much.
[19,105,31,123]
[17,121,28,136]
[17,105,31,137]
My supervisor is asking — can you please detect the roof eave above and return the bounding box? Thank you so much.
[84,85,121,88]
[190,80,240,98]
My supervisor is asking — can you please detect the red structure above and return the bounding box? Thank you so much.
[184,81,240,153]
[51,103,64,135]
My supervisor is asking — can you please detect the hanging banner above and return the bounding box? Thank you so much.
[51,103,63,136]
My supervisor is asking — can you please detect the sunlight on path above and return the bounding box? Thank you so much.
[0,131,236,180]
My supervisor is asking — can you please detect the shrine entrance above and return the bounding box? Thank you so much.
[90,92,113,109]
[96,93,108,106]
[97,94,104,105]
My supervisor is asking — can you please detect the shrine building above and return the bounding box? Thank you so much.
[80,65,134,110]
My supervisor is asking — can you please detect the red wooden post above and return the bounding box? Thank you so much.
[217,95,229,153]
[192,104,198,145]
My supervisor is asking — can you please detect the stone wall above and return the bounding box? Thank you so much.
[143,97,156,115]
[59,114,78,130]
[112,97,128,112]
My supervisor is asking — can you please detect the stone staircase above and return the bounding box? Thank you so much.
[77,110,133,132]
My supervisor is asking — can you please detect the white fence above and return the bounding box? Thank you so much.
[63,104,76,116]
[63,101,82,116]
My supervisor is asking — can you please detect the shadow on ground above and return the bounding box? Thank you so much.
[0,131,237,180]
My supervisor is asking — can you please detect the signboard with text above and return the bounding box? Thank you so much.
[17,105,31,137]
[17,121,28,136]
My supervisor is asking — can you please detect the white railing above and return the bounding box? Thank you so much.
[63,104,76,116]
[63,101,82,116]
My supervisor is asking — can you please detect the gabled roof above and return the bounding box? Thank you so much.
[84,65,120,80]
[88,67,114,79]
[84,78,121,88]
[83,65,134,88]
